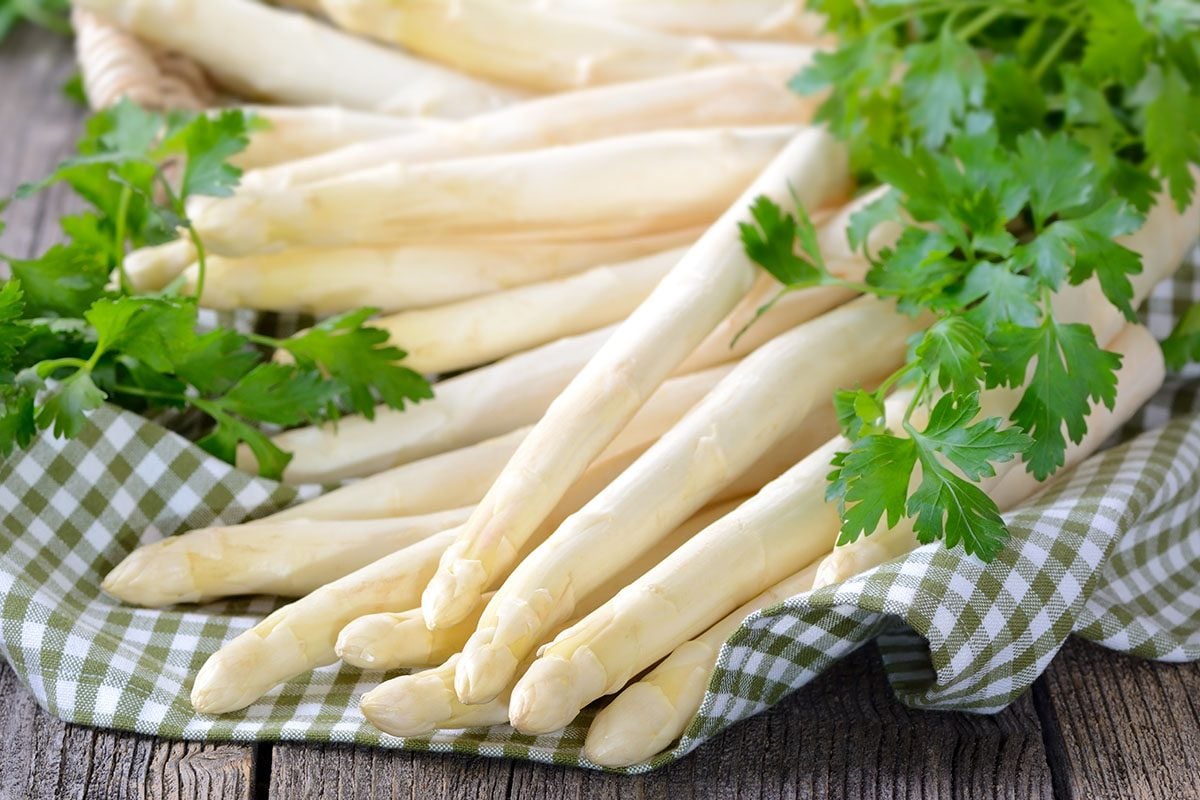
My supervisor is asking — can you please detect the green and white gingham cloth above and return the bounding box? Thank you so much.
[1,250,1198,773]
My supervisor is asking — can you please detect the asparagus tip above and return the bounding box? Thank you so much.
[360,672,456,738]
[420,558,488,630]
[507,656,584,736]
[453,641,518,706]
[584,682,683,768]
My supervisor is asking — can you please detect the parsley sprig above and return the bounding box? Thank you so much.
[1,101,432,479]
[742,0,1200,559]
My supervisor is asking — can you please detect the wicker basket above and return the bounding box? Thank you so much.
[71,9,215,111]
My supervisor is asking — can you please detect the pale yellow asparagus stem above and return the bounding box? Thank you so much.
[813,323,1168,589]
[125,239,196,293]
[102,507,474,607]
[74,0,521,115]
[360,500,742,736]
[236,63,817,195]
[191,436,657,715]
[191,528,458,714]
[256,332,735,484]
[265,430,528,523]
[375,247,685,374]
[421,128,849,631]
[529,0,826,41]
[360,655,514,736]
[253,327,612,482]
[455,296,917,705]
[232,106,447,171]
[184,230,700,314]
[193,126,803,257]
[505,284,1168,734]
[317,0,795,92]
[337,594,494,671]
[584,563,820,767]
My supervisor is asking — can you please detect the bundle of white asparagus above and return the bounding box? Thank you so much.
[89,0,1200,766]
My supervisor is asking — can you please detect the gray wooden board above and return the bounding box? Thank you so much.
[267,645,1053,800]
[2,21,1200,800]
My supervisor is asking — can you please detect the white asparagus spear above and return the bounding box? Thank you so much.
[265,430,528,523]
[183,230,700,314]
[584,322,1170,767]
[317,0,800,92]
[193,126,803,257]
[190,437,655,715]
[254,334,734,484]
[267,392,778,524]
[252,327,611,482]
[73,0,522,115]
[125,239,196,293]
[529,0,826,41]
[232,107,447,171]
[337,595,494,671]
[813,323,1167,589]
[102,507,475,607]
[584,563,819,767]
[375,247,684,374]
[420,128,849,631]
[502,271,1171,733]
[359,499,743,736]
[452,296,919,704]
[233,63,818,196]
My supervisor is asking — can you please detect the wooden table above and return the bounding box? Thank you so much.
[2,25,1199,800]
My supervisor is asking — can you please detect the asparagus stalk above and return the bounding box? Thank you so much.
[502,272,1171,734]
[420,128,849,631]
[233,106,448,171]
[74,0,523,115]
[317,0,802,91]
[528,0,825,41]
[359,499,743,736]
[102,507,475,607]
[337,595,494,671]
[234,63,818,195]
[374,247,685,374]
[256,333,736,484]
[253,327,613,482]
[184,230,700,314]
[192,126,804,257]
[190,436,655,714]
[452,296,920,705]
[242,360,738,526]
[584,563,820,767]
[264,429,529,523]
[125,239,196,293]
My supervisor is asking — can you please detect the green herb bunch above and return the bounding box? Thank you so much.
[741,0,1200,558]
[0,101,431,479]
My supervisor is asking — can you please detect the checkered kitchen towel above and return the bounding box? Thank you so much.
[1,252,1198,774]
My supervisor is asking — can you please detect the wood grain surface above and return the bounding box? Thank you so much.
[1,22,1199,800]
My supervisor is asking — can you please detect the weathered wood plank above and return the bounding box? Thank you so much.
[270,645,1054,800]
[0,25,85,261]
[0,661,256,800]
[1039,637,1200,800]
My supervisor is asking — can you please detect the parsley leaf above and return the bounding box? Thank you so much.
[1,101,434,476]
[276,309,433,419]
[987,317,1122,479]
